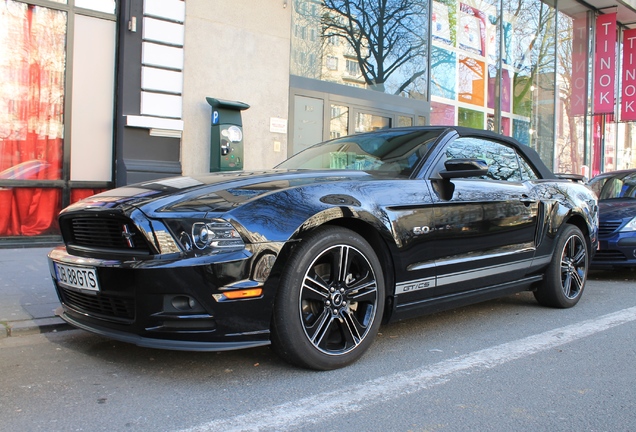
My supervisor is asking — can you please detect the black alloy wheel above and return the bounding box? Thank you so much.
[534,224,588,308]
[272,226,385,370]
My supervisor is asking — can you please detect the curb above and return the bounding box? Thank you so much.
[2,317,72,338]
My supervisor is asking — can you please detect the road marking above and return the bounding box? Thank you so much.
[181,307,636,432]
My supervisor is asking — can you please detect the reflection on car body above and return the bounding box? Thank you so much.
[48,126,598,370]
[588,169,636,268]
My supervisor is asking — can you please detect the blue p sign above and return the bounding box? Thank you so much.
[212,111,219,125]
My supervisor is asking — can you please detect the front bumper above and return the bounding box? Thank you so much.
[591,233,636,268]
[48,246,278,351]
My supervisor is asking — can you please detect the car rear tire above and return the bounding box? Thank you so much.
[534,224,588,308]
[272,226,385,370]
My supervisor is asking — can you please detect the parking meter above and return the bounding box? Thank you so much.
[206,97,250,172]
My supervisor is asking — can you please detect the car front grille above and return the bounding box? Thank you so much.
[61,215,152,254]
[593,250,627,262]
[598,221,622,236]
[59,286,135,322]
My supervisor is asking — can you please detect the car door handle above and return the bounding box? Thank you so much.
[519,194,535,206]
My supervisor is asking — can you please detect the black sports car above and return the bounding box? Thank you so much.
[48,126,598,370]
[588,169,636,268]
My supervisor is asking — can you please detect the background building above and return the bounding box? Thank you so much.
[1,0,636,245]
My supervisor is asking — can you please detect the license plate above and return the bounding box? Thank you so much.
[54,263,100,291]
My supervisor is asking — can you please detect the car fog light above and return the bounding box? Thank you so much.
[171,295,196,311]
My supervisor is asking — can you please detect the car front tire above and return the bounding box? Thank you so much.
[534,224,588,308]
[272,226,385,370]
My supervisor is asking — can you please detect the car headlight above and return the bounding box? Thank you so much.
[620,217,636,232]
[166,219,245,253]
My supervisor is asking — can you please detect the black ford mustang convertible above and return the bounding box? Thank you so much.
[48,126,598,370]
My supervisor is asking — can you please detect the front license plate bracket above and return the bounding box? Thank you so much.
[54,263,100,292]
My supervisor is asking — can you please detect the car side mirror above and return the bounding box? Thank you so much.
[438,158,489,179]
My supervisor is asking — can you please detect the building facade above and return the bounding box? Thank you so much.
[1,0,635,244]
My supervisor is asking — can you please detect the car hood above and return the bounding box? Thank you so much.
[598,199,636,221]
[61,169,373,216]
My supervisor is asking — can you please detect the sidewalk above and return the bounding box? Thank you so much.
[0,247,70,338]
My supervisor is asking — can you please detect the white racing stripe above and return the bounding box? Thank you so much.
[181,307,636,432]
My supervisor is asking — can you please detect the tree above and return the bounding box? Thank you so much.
[321,0,428,95]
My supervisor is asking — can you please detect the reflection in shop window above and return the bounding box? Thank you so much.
[430,101,455,125]
[432,0,455,46]
[458,55,485,106]
[0,2,66,236]
[326,56,338,71]
[355,113,391,133]
[458,107,484,129]
[308,53,317,71]
[554,12,588,175]
[431,46,457,99]
[507,0,556,166]
[346,59,360,77]
[398,116,414,127]
[330,105,349,139]
[291,0,429,98]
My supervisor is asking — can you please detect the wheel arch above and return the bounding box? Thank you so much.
[272,212,398,323]
[563,213,593,255]
[322,217,397,322]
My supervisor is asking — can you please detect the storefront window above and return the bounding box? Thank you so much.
[554,12,589,175]
[355,113,391,133]
[330,105,348,139]
[291,0,633,173]
[430,0,499,131]
[398,116,414,127]
[291,0,429,99]
[431,46,457,100]
[0,3,66,236]
[1,1,116,240]
[458,107,484,129]
[507,0,556,166]
[430,101,455,125]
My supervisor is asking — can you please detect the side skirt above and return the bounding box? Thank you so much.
[389,275,543,322]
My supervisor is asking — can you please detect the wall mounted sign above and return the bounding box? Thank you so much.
[593,13,616,115]
[621,28,636,121]
[571,17,588,116]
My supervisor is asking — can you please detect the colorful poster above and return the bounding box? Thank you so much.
[431,46,457,100]
[458,55,485,106]
[459,4,486,56]
[430,101,456,125]
[432,1,452,45]
[488,67,510,112]
[486,16,512,65]
[621,28,636,121]
[571,17,588,116]
[593,13,616,114]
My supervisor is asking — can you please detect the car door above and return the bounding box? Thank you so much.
[424,135,541,296]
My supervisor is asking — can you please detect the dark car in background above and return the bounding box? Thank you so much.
[48,126,598,370]
[588,169,636,268]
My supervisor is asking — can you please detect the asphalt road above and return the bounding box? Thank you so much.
[1,269,635,432]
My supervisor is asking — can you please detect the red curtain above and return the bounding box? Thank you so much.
[0,3,66,236]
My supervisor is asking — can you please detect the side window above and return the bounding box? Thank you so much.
[446,137,523,181]
[518,156,539,180]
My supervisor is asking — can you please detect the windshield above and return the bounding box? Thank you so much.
[276,129,444,178]
[588,172,636,199]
